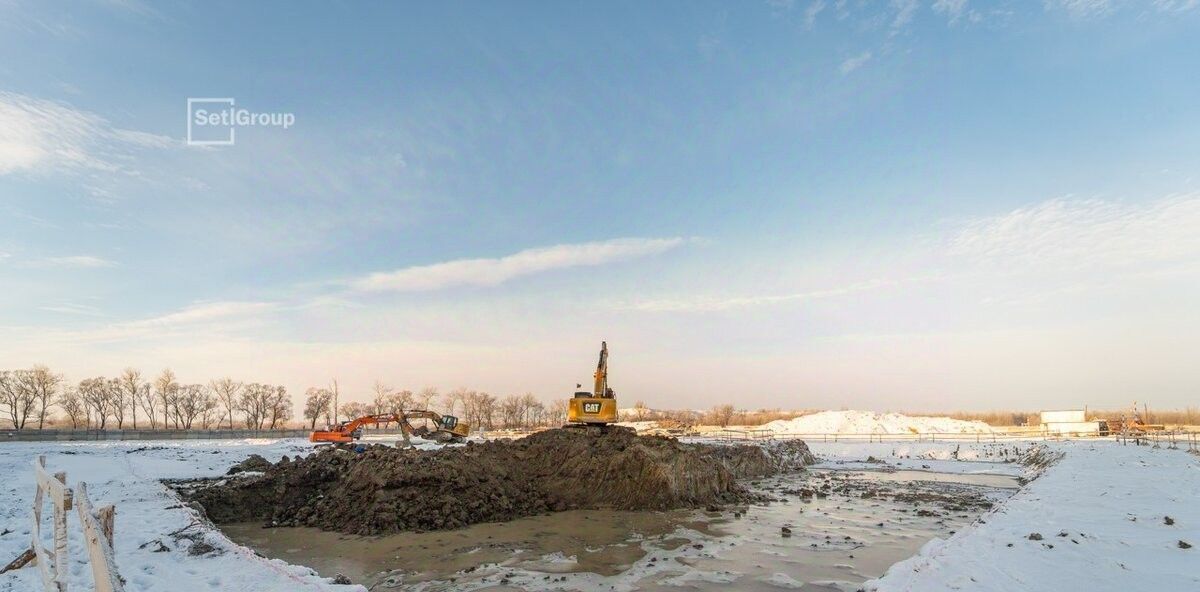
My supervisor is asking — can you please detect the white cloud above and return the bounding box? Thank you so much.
[839,51,872,75]
[627,279,897,312]
[804,0,826,27]
[351,237,686,292]
[890,0,919,29]
[949,194,1200,271]
[1153,0,1200,12]
[124,301,278,329]
[0,91,173,176]
[1043,0,1113,18]
[27,255,117,268]
[932,0,968,23]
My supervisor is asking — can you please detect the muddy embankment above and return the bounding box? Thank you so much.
[179,428,814,536]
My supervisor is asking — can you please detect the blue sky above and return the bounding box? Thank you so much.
[2,0,1199,411]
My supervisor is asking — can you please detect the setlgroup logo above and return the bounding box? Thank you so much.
[186,98,295,146]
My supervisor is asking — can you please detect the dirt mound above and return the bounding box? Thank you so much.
[181,428,813,536]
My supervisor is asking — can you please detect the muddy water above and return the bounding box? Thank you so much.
[222,470,1016,591]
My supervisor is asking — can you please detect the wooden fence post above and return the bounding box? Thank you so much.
[75,482,123,592]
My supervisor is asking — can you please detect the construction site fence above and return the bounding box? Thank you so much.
[0,427,405,443]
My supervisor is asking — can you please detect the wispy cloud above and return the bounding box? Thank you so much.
[949,194,1200,270]
[804,0,826,27]
[626,279,897,312]
[890,0,919,30]
[24,255,117,268]
[38,302,107,317]
[0,91,173,176]
[1043,0,1114,18]
[351,237,686,292]
[932,0,970,23]
[123,301,278,329]
[839,51,872,75]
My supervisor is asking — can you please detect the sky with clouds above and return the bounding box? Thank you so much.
[1,0,1198,412]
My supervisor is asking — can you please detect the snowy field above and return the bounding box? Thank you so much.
[0,436,1197,591]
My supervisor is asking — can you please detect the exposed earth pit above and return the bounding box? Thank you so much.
[175,427,816,535]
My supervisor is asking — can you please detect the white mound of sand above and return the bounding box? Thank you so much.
[757,410,994,434]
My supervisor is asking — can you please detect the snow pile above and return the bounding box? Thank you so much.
[757,410,994,434]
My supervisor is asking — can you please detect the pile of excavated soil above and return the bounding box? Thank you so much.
[181,428,813,535]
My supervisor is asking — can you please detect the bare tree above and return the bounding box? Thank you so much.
[384,389,414,414]
[266,386,292,429]
[27,365,63,429]
[416,386,438,410]
[0,370,38,430]
[199,392,221,429]
[501,394,521,428]
[171,384,211,429]
[303,387,335,429]
[154,369,179,429]
[209,377,242,430]
[371,381,392,415]
[338,401,366,421]
[78,377,117,429]
[57,387,87,429]
[238,383,271,430]
[632,401,649,421]
[117,368,146,429]
[708,404,735,427]
[548,399,568,426]
[138,380,159,429]
[442,387,468,416]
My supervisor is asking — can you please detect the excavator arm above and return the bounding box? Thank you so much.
[310,410,469,444]
[594,341,609,398]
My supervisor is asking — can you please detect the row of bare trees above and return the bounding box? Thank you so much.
[1,365,294,431]
[324,384,568,431]
[4,365,577,432]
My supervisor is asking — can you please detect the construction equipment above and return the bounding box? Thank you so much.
[567,341,619,425]
[310,410,470,444]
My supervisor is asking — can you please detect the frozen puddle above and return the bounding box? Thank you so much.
[222,469,1017,591]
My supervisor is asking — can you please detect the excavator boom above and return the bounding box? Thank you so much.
[569,341,618,425]
[310,410,469,444]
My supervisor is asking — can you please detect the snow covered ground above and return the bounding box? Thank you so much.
[0,439,360,592]
[1,436,1196,591]
[758,410,995,435]
[864,440,1200,592]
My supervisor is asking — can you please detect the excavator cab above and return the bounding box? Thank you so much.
[567,341,619,425]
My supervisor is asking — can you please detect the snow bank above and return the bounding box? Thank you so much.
[757,410,994,434]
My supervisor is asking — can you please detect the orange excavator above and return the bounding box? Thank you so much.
[310,410,470,445]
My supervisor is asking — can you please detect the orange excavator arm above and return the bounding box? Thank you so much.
[310,411,470,443]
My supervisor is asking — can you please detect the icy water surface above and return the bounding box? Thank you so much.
[222,469,1016,591]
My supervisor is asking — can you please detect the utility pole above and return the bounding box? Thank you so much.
[331,378,339,424]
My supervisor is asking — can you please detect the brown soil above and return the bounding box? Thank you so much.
[179,428,814,536]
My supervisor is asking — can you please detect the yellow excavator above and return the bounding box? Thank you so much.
[567,341,618,425]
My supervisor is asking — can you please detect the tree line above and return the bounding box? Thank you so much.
[1,365,293,431]
[2,366,571,432]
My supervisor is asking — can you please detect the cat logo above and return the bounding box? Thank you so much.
[583,402,602,414]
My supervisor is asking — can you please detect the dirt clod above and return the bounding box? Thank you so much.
[181,428,812,536]
[227,454,273,475]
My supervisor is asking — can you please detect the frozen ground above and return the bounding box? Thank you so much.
[0,436,1196,591]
